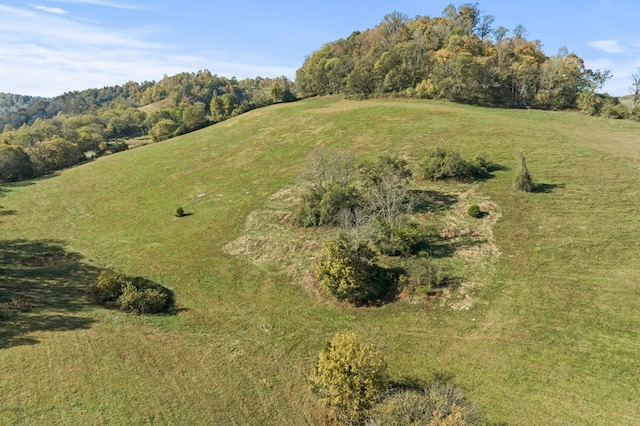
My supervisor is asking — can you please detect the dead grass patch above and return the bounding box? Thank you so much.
[225,182,501,308]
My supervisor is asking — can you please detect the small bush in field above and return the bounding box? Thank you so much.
[89,269,174,314]
[514,151,534,192]
[89,268,130,305]
[373,222,422,257]
[368,382,482,425]
[401,261,447,295]
[467,204,482,218]
[293,185,363,227]
[175,206,185,217]
[118,282,170,315]
[422,145,489,182]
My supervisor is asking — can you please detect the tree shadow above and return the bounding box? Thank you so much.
[472,162,510,182]
[0,173,60,195]
[410,190,459,214]
[415,234,484,259]
[487,163,509,173]
[532,182,565,194]
[0,239,100,349]
[389,375,429,391]
[0,206,17,217]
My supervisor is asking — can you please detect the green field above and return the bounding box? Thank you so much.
[1,97,639,425]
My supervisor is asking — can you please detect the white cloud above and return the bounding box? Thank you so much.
[47,0,147,11]
[0,4,35,17]
[584,57,640,96]
[586,39,627,54]
[30,4,69,14]
[0,4,295,96]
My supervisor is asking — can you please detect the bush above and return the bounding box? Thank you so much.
[89,269,174,314]
[373,222,422,257]
[422,145,488,181]
[175,206,185,217]
[368,382,482,425]
[106,140,129,153]
[467,204,481,218]
[310,332,388,425]
[89,268,130,305]
[293,185,363,227]
[513,151,534,192]
[399,261,447,296]
[316,234,393,305]
[319,185,363,226]
[118,282,171,315]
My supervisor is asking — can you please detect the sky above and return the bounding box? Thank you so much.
[0,0,639,97]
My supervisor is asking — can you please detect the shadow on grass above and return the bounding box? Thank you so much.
[410,190,459,214]
[0,206,17,218]
[532,182,565,194]
[414,234,483,259]
[389,371,460,391]
[0,239,100,349]
[390,375,429,391]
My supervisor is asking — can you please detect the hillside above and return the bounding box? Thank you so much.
[1,97,640,424]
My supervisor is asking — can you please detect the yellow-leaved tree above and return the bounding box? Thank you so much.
[309,332,388,424]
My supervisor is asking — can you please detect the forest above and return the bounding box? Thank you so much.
[0,72,295,182]
[296,4,634,118]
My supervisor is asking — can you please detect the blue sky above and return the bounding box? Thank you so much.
[1,0,638,97]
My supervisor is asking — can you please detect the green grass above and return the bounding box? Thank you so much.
[1,98,640,424]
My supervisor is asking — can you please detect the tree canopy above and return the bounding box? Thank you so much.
[296,3,610,111]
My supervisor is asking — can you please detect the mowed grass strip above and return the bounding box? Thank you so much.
[1,97,639,424]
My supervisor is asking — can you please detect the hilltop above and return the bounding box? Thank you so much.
[1,97,639,424]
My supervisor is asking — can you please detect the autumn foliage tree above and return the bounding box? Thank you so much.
[296,4,610,111]
[0,144,34,183]
[309,332,388,424]
[316,233,393,305]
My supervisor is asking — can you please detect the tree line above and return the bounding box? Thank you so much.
[0,72,296,183]
[296,3,637,118]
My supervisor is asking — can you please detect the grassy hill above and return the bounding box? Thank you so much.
[1,97,639,424]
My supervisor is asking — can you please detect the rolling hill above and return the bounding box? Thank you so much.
[1,97,639,424]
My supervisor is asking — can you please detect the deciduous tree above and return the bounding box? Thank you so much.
[0,144,34,182]
[309,332,388,424]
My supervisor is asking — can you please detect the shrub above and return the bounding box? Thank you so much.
[368,382,482,425]
[118,282,171,315]
[513,151,534,192]
[107,140,129,153]
[467,204,481,218]
[175,206,185,217]
[89,269,174,314]
[319,185,363,226]
[399,261,447,296]
[292,188,323,226]
[422,145,488,181]
[373,222,422,257]
[310,332,388,425]
[316,234,393,305]
[293,185,363,227]
[89,268,130,305]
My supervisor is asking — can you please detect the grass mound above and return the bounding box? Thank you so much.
[1,98,640,424]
